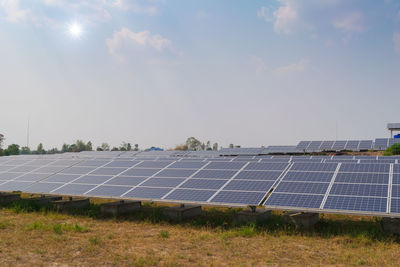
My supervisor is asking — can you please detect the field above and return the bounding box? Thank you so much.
[0,199,400,266]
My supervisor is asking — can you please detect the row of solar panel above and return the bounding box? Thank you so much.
[297,138,400,152]
[2,156,400,216]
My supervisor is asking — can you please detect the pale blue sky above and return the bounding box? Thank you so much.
[0,0,400,150]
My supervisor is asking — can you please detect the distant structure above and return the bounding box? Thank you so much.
[387,123,400,138]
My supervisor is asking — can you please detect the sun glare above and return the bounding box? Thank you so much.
[68,23,83,38]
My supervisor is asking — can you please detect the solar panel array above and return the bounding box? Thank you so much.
[296,140,374,152]
[2,153,400,217]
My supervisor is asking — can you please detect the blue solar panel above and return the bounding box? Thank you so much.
[179,179,226,190]
[136,161,173,168]
[224,180,274,191]
[390,198,400,213]
[121,168,161,177]
[10,166,39,173]
[25,182,64,193]
[0,172,22,180]
[332,140,347,150]
[233,170,282,180]
[60,167,97,175]
[0,181,32,191]
[123,187,172,199]
[165,189,216,202]
[76,160,110,167]
[275,181,329,194]
[155,169,197,178]
[85,185,132,197]
[329,184,387,197]
[52,184,96,195]
[192,170,237,179]
[394,164,400,174]
[265,193,324,209]
[33,166,66,174]
[91,167,128,176]
[0,166,17,172]
[43,174,81,183]
[392,174,400,185]
[334,173,388,184]
[14,173,50,182]
[391,185,400,198]
[167,161,207,169]
[141,178,185,187]
[283,171,334,182]
[205,162,246,170]
[105,176,146,186]
[210,191,266,205]
[339,163,390,173]
[245,162,288,171]
[73,175,112,184]
[103,160,140,168]
[49,160,81,166]
[291,162,338,172]
[324,196,387,213]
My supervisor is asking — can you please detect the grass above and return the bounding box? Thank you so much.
[0,198,400,266]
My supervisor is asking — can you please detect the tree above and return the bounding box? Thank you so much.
[61,143,69,153]
[111,147,119,151]
[20,146,31,155]
[229,144,234,149]
[75,140,86,152]
[134,144,139,151]
[86,141,93,151]
[101,143,110,151]
[96,146,103,151]
[384,143,400,156]
[47,148,59,154]
[175,144,188,150]
[120,142,131,151]
[37,143,45,154]
[0,133,4,149]
[186,137,202,151]
[5,144,20,155]
[212,143,218,151]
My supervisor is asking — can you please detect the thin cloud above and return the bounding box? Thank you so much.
[106,27,173,60]
[272,59,308,76]
[393,32,400,55]
[332,11,365,33]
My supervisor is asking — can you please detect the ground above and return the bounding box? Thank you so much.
[0,199,399,266]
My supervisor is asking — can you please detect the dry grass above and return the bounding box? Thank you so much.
[0,202,400,266]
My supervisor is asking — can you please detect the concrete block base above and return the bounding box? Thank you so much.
[235,209,271,224]
[52,198,90,212]
[381,217,400,235]
[163,205,201,220]
[101,200,141,216]
[284,212,319,229]
[28,195,62,206]
[0,192,21,204]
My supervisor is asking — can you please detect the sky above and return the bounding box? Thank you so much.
[0,0,400,150]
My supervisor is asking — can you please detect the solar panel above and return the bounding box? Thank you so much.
[265,193,324,209]
[210,191,266,205]
[274,181,329,194]
[165,189,216,202]
[324,196,387,213]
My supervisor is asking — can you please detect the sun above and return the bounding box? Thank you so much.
[68,23,83,38]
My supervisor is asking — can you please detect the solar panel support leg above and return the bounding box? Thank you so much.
[0,192,20,204]
[283,212,319,229]
[381,217,400,235]
[163,205,202,220]
[235,209,271,224]
[100,200,141,216]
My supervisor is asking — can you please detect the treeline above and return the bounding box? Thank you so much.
[175,137,219,151]
[0,134,139,156]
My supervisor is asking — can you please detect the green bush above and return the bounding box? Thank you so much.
[384,143,400,156]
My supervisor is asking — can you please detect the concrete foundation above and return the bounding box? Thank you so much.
[52,197,90,212]
[283,212,319,229]
[235,209,271,224]
[381,217,400,235]
[0,192,21,204]
[28,195,62,206]
[163,204,202,220]
[100,200,141,216]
